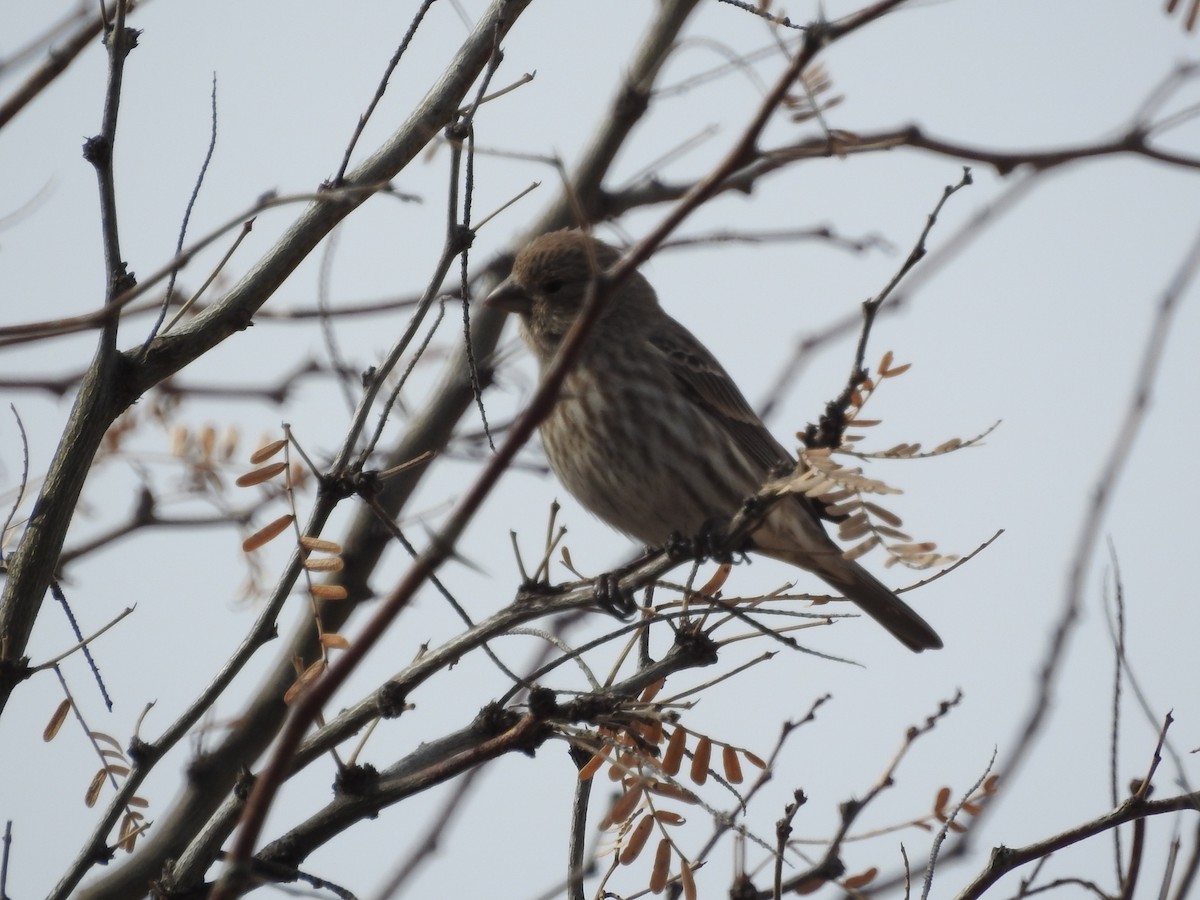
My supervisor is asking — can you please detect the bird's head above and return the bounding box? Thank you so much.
[485,230,655,359]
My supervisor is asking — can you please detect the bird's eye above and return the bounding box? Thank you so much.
[542,279,563,294]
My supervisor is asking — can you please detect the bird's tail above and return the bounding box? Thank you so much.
[804,553,943,652]
[750,500,944,651]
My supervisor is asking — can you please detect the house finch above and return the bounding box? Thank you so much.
[486,230,942,652]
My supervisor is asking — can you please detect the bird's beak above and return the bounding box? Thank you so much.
[483,276,532,315]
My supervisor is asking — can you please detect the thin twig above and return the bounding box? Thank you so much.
[142,73,218,350]
[334,0,439,185]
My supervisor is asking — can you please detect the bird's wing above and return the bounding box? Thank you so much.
[646,321,794,477]
[647,318,844,525]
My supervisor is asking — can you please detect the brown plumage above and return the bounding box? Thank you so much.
[486,230,942,652]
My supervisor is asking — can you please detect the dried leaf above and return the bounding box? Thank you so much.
[320,632,350,650]
[117,813,138,851]
[697,563,731,598]
[690,737,711,785]
[620,814,654,865]
[802,477,838,498]
[304,556,345,572]
[106,765,130,778]
[198,425,217,461]
[44,699,71,742]
[680,858,697,900]
[662,727,686,776]
[249,438,287,464]
[639,678,666,703]
[800,452,901,495]
[843,867,878,889]
[891,542,938,555]
[933,786,952,816]
[645,781,699,804]
[822,500,861,518]
[284,659,326,704]
[634,718,664,746]
[882,361,912,378]
[721,745,743,784]
[742,750,767,770]
[579,745,611,781]
[879,350,894,372]
[169,425,189,457]
[934,438,963,453]
[300,535,342,553]
[126,795,149,808]
[241,514,294,552]
[85,769,107,807]
[842,535,881,561]
[649,838,672,894]
[310,584,349,601]
[654,810,685,826]
[235,462,287,487]
[863,502,903,527]
[603,782,644,828]
[874,525,912,542]
[89,731,123,751]
[219,427,240,461]
[838,513,872,541]
[847,418,881,427]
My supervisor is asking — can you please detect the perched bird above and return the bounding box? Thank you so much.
[486,230,942,652]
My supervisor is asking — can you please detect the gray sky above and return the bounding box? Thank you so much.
[2,1,1199,897]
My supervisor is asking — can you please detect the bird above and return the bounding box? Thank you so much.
[485,229,942,652]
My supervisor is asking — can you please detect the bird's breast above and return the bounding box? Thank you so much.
[538,366,763,546]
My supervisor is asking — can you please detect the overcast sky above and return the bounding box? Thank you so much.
[3,2,1199,898]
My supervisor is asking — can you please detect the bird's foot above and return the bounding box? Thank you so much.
[695,515,736,565]
[666,520,740,564]
[593,571,637,619]
[519,576,558,596]
[664,530,696,562]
